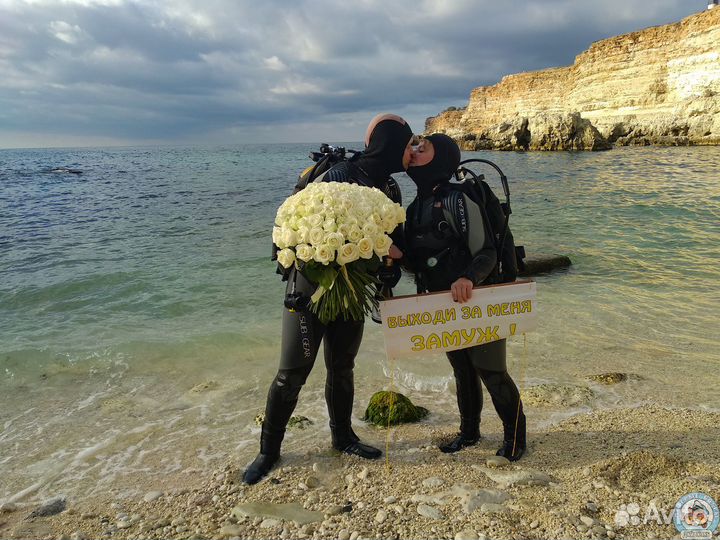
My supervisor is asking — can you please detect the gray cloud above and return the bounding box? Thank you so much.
[0,0,701,146]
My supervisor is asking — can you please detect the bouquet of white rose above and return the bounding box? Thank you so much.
[273,182,405,324]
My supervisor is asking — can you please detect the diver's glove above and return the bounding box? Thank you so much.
[377,261,401,288]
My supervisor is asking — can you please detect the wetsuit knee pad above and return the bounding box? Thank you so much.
[273,365,313,402]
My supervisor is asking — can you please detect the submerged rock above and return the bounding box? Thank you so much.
[523,383,594,408]
[190,380,219,393]
[254,413,313,429]
[28,496,66,518]
[0,502,18,513]
[587,372,628,385]
[363,391,429,427]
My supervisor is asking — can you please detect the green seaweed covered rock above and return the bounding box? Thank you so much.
[363,391,429,427]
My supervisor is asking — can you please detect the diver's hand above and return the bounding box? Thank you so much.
[378,263,401,288]
[389,244,403,260]
[451,277,473,303]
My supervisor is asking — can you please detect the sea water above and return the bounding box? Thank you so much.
[1,144,718,503]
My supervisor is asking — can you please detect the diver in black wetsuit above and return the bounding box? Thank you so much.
[404,133,527,461]
[243,115,414,485]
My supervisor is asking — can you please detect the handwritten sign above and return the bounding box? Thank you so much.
[379,280,537,358]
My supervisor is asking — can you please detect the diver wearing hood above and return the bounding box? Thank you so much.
[243,115,415,485]
[404,133,526,461]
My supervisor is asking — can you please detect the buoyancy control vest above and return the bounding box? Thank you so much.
[455,176,522,284]
[405,189,497,293]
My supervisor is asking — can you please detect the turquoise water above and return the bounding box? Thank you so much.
[1,145,719,503]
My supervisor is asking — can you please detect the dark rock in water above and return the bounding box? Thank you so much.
[519,254,572,276]
[28,497,66,518]
[49,167,82,175]
[364,391,428,427]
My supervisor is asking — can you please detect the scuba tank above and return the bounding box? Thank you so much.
[452,158,525,283]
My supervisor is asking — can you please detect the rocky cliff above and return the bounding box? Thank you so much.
[426,8,720,150]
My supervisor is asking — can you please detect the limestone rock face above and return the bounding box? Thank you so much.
[426,8,720,150]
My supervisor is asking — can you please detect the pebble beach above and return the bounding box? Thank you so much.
[2,405,719,540]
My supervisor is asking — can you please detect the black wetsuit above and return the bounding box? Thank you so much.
[253,119,411,472]
[262,161,402,455]
[405,134,526,458]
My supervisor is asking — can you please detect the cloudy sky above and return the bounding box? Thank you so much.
[0,0,702,148]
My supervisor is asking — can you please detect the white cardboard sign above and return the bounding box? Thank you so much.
[379,280,537,358]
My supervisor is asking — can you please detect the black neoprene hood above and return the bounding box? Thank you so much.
[407,133,462,198]
[359,119,414,179]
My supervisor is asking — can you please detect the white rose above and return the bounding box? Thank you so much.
[297,226,311,244]
[348,225,363,243]
[307,213,323,228]
[277,201,294,219]
[280,228,298,248]
[323,219,337,233]
[340,198,354,213]
[295,244,314,262]
[343,215,358,228]
[362,222,379,237]
[309,227,326,246]
[277,248,296,269]
[325,232,344,250]
[313,244,335,265]
[394,205,406,224]
[381,216,396,233]
[357,237,374,259]
[336,242,360,266]
[373,234,392,257]
[272,226,283,247]
[333,207,348,222]
[337,223,350,240]
[310,194,324,209]
[294,203,308,218]
[353,205,371,220]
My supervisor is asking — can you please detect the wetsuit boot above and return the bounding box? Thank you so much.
[477,368,526,462]
[243,366,309,484]
[441,350,481,453]
[242,426,282,485]
[333,427,382,459]
[496,411,526,461]
[325,320,381,460]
